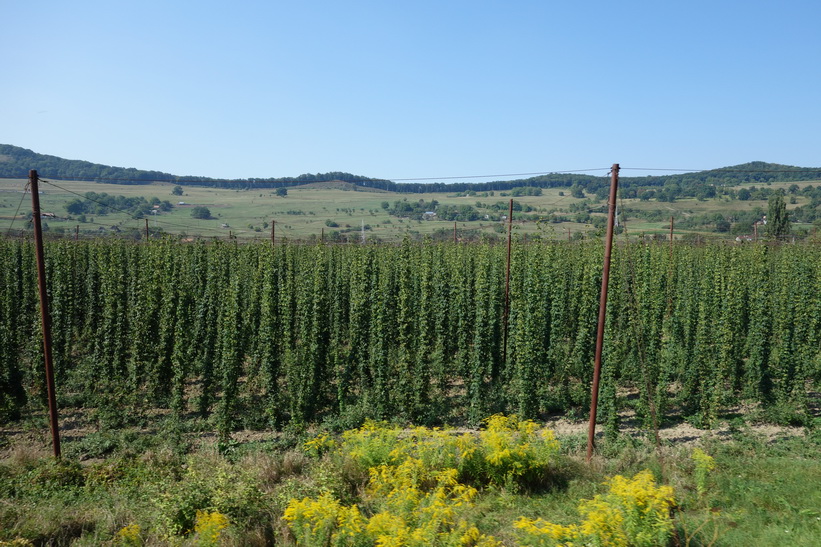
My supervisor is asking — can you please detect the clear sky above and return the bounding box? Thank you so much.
[2,1,819,181]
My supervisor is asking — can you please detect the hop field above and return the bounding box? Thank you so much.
[1,239,819,434]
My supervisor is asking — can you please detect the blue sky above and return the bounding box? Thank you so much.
[2,1,819,181]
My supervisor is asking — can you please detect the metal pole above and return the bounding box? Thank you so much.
[503,199,513,363]
[453,222,457,244]
[145,218,149,241]
[29,170,61,459]
[586,163,619,463]
[271,220,275,247]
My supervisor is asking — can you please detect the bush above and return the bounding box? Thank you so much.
[191,206,211,220]
[515,470,676,547]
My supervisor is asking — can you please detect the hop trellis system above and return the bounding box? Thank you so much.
[1,238,819,435]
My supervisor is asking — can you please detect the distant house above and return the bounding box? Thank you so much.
[423,211,437,219]
[735,235,754,243]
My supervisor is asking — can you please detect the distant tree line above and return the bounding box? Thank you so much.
[3,144,821,197]
[65,192,173,219]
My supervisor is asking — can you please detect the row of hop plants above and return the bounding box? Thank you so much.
[0,238,819,431]
[285,415,679,546]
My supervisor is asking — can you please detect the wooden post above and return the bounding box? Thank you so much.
[586,163,619,463]
[29,170,61,459]
[75,225,79,241]
[145,218,149,241]
[271,220,276,247]
[453,222,457,243]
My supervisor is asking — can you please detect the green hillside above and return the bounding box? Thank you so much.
[2,144,820,242]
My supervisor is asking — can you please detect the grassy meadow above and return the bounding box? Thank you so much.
[1,411,819,545]
[2,176,819,242]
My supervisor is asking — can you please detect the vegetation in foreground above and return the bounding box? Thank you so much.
[1,413,819,546]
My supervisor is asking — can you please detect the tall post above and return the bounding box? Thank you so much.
[271,220,276,247]
[502,199,513,363]
[29,170,61,459]
[75,225,79,241]
[669,216,674,254]
[145,218,149,241]
[586,163,619,462]
[453,222,457,244]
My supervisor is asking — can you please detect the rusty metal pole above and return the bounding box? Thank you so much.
[29,170,61,459]
[586,163,619,463]
[503,199,513,363]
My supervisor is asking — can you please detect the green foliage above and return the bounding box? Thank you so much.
[515,470,676,547]
[191,206,211,219]
[336,415,560,491]
[766,191,791,239]
[287,416,562,546]
[0,239,819,433]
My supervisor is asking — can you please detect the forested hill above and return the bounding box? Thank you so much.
[0,144,382,189]
[2,144,820,194]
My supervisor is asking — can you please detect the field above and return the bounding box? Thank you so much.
[0,236,819,544]
[2,176,819,242]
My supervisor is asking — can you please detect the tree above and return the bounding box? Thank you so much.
[276,187,288,197]
[766,191,790,240]
[715,218,731,233]
[191,206,211,220]
[172,185,183,196]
